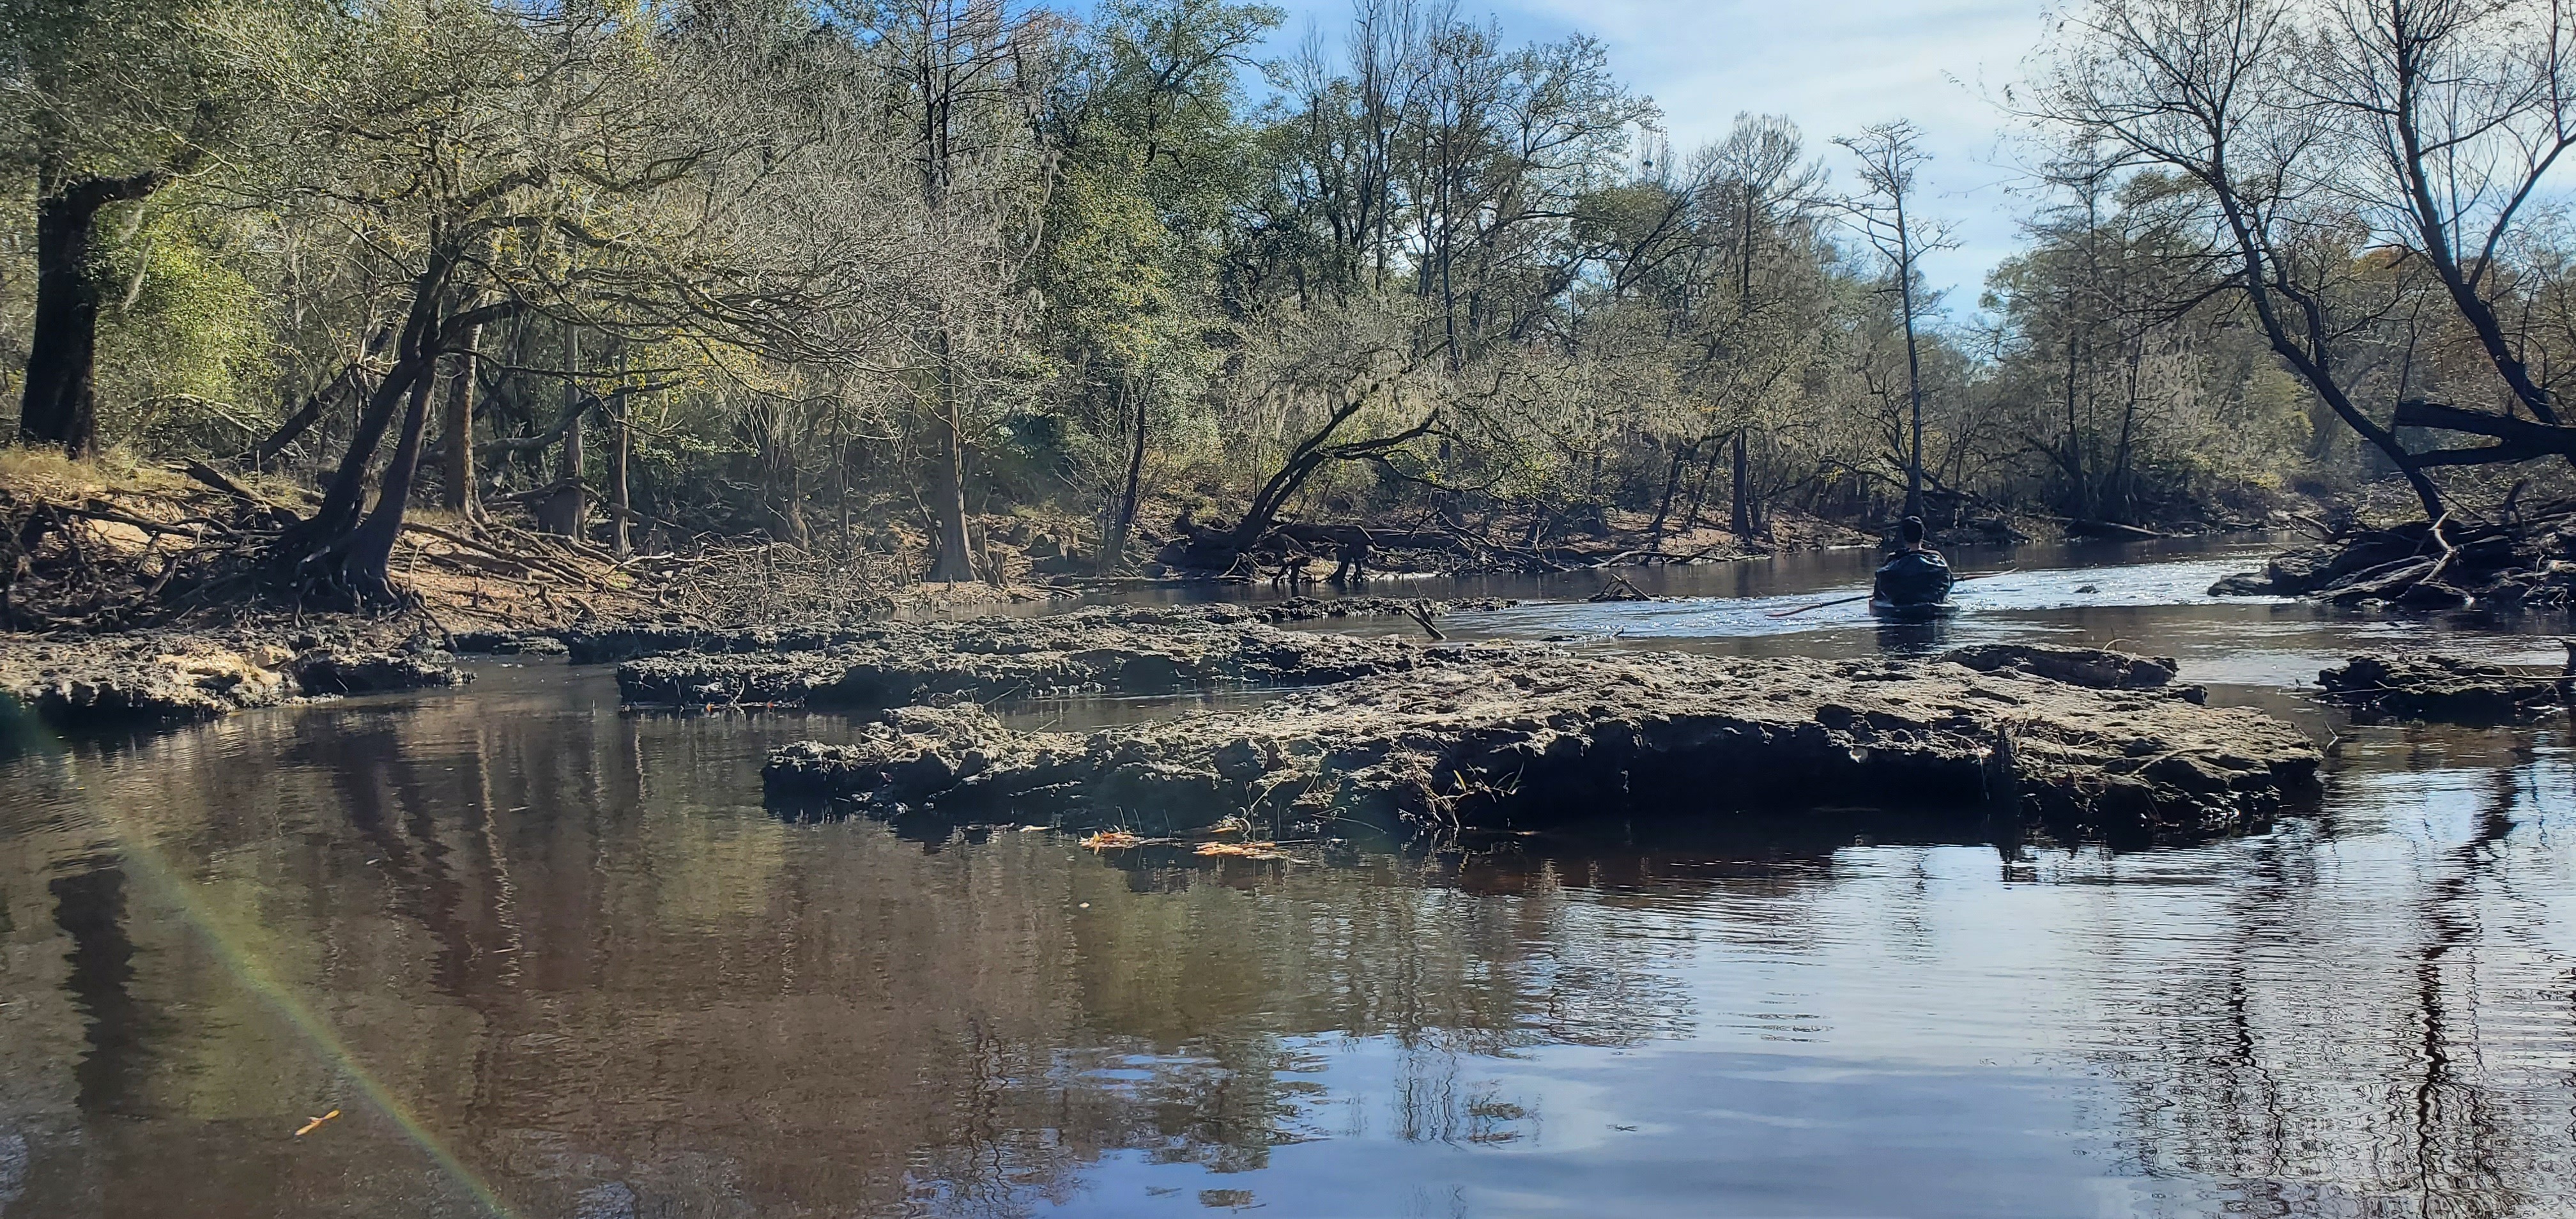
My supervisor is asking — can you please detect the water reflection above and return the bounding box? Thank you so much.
[0,665,2569,1216]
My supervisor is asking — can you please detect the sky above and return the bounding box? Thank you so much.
[1253,0,2060,319]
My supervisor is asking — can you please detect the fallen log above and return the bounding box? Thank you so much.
[2064,519,2165,541]
[763,648,2321,847]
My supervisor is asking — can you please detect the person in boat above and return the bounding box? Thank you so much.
[1874,516,1954,608]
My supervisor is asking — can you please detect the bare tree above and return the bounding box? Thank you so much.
[2312,0,2576,459]
[261,1,844,603]
[2029,0,2449,518]
[1835,120,1956,519]
[836,0,1063,583]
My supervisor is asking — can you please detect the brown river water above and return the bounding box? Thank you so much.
[3,537,2573,1218]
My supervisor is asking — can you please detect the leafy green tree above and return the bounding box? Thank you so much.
[0,0,309,454]
[1038,0,1278,570]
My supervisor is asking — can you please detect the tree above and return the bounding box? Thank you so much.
[263,0,837,603]
[1038,0,1279,572]
[1201,304,1438,565]
[855,0,1061,583]
[2030,0,2449,519]
[2311,0,2576,457]
[1834,120,1955,521]
[0,0,307,454]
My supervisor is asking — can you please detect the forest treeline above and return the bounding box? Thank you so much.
[7,0,2576,599]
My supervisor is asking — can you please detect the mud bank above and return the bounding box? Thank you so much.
[2318,652,2572,723]
[763,648,2320,845]
[617,604,1496,707]
[0,632,466,727]
[549,598,1498,666]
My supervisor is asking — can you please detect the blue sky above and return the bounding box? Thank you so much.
[1250,0,2057,318]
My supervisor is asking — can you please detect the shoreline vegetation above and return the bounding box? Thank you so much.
[16,0,2576,847]
[20,0,2574,636]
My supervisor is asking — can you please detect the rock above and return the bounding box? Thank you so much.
[2317,653,2568,723]
[764,649,2322,847]
[567,599,1499,666]
[620,608,1491,708]
[1940,643,2178,690]
[452,630,571,656]
[0,633,467,727]
[2207,572,2276,596]
[2263,546,2342,594]
[287,648,470,695]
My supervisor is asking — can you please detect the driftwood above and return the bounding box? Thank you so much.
[2220,505,2575,606]
[1587,574,1650,602]
[2064,518,2166,541]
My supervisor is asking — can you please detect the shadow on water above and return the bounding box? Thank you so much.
[1,544,2573,1216]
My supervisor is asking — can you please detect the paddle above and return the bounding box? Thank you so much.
[1765,567,2014,619]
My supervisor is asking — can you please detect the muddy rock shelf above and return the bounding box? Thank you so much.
[614,604,1503,707]
[2317,652,2575,723]
[762,648,2321,845]
[1,633,466,726]
[561,599,1503,666]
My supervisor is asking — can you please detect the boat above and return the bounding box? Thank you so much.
[1870,548,1956,620]
[1867,595,1959,620]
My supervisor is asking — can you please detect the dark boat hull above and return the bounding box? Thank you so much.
[1868,597,1959,620]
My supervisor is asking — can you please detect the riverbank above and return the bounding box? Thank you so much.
[0,625,466,726]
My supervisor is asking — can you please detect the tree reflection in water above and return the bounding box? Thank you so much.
[0,671,2568,1218]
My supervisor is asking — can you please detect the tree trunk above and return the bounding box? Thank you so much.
[1887,188,1927,522]
[439,321,482,518]
[1684,435,1722,529]
[307,354,427,546]
[1646,438,1692,540]
[927,410,976,581]
[1729,427,1751,537]
[537,325,585,537]
[925,320,977,583]
[1901,310,1926,520]
[609,394,631,559]
[17,190,111,454]
[2062,334,2087,519]
[330,354,442,603]
[832,394,850,551]
[1101,380,1147,574]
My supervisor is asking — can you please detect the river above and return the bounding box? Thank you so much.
[2,538,2572,1218]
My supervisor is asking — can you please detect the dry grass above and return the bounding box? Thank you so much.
[0,445,192,502]
[1080,830,1147,851]
[1193,841,1293,861]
